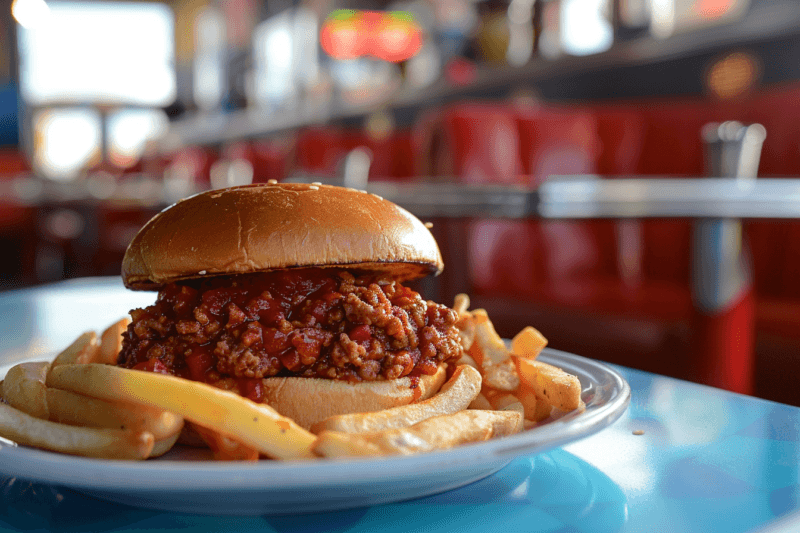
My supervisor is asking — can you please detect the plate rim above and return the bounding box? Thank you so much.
[0,348,630,492]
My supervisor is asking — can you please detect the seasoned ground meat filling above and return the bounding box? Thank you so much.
[118,269,462,401]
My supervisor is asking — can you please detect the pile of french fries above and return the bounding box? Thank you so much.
[452,294,584,429]
[0,294,583,461]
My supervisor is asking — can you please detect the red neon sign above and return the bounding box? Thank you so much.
[320,10,423,63]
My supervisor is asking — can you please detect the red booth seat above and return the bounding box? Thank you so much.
[340,129,417,180]
[415,103,525,183]
[223,138,292,183]
[0,149,34,232]
[292,126,418,181]
[0,149,37,287]
[294,127,346,176]
[164,146,219,187]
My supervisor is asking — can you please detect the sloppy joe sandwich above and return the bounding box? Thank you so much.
[117,183,463,429]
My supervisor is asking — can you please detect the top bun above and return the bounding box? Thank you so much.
[122,183,443,290]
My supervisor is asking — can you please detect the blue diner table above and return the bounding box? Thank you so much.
[0,278,799,532]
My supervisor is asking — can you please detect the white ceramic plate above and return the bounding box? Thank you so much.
[0,348,629,516]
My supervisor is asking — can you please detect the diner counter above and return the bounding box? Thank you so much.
[6,175,800,219]
[0,278,799,532]
[366,177,800,220]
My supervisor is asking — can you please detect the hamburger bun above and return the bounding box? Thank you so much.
[122,182,443,290]
[213,365,448,430]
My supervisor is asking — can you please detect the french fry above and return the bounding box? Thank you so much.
[550,400,587,420]
[313,408,522,458]
[470,310,520,391]
[46,388,184,440]
[489,393,521,411]
[311,431,384,457]
[456,316,476,351]
[0,401,154,459]
[468,393,492,410]
[467,339,484,367]
[498,398,525,434]
[191,423,259,461]
[3,362,50,420]
[516,382,552,422]
[511,326,548,360]
[471,310,509,367]
[488,393,525,433]
[453,293,470,315]
[533,361,582,411]
[454,294,476,351]
[52,331,99,367]
[150,431,181,458]
[312,365,482,434]
[523,419,540,430]
[47,364,316,460]
[176,422,209,447]
[515,357,582,412]
[97,318,130,365]
[457,353,479,370]
[482,358,520,391]
[481,387,503,405]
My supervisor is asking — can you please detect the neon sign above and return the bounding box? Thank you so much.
[320,10,423,63]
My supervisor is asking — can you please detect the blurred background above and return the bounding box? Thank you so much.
[1,0,800,403]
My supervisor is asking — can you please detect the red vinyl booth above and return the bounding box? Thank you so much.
[415,100,762,391]
[166,146,219,187]
[415,103,524,184]
[340,130,417,180]
[293,127,347,177]
[223,138,292,183]
[0,149,36,288]
[292,126,419,181]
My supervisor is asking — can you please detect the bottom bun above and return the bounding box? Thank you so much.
[258,366,448,430]
[178,366,447,438]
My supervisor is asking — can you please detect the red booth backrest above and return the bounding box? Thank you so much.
[223,139,292,183]
[417,103,622,299]
[417,104,524,184]
[294,127,346,176]
[168,146,218,186]
[0,150,33,231]
[340,130,417,181]
[0,149,30,175]
[632,98,718,288]
[516,107,601,185]
[594,107,647,176]
[516,107,617,282]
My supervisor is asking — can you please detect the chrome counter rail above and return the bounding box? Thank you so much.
[365,182,534,220]
[370,177,800,220]
[4,175,800,220]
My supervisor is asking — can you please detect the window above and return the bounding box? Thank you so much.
[650,0,750,38]
[18,1,175,106]
[193,7,226,111]
[107,110,169,168]
[560,0,613,56]
[32,109,101,180]
[17,1,175,178]
[252,9,319,108]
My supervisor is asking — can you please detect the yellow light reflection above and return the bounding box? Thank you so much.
[707,51,758,100]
